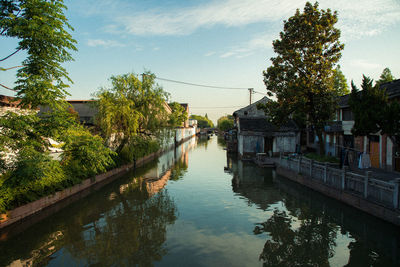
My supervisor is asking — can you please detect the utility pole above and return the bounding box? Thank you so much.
[248,88,254,105]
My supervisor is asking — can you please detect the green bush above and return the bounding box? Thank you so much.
[119,136,160,164]
[0,148,69,213]
[61,128,117,179]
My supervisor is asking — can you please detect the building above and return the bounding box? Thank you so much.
[315,79,400,171]
[232,97,300,159]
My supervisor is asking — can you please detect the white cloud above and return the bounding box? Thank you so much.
[87,39,126,48]
[100,0,400,41]
[349,59,382,70]
[204,51,216,57]
[219,32,276,58]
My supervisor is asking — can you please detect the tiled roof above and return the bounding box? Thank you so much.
[339,79,400,108]
[239,117,275,132]
[239,117,298,132]
[381,79,400,98]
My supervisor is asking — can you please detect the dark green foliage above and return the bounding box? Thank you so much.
[381,101,400,146]
[61,128,117,179]
[304,152,339,163]
[260,2,344,155]
[0,0,77,110]
[0,148,68,213]
[217,115,234,131]
[190,114,214,128]
[348,76,387,137]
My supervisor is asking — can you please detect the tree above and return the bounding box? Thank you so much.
[261,2,344,155]
[217,115,234,131]
[168,102,188,128]
[0,0,77,110]
[94,72,170,153]
[333,65,349,96]
[348,75,387,137]
[376,67,395,86]
[349,75,400,150]
[189,114,214,128]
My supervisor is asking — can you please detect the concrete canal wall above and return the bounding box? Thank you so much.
[276,156,400,226]
[0,134,196,230]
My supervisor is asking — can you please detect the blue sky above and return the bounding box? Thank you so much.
[1,0,400,123]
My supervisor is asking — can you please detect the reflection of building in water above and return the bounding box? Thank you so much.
[118,138,195,197]
[227,156,281,211]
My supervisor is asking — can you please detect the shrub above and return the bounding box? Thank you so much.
[61,128,117,179]
[119,136,160,164]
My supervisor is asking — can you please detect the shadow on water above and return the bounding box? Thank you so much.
[0,138,197,267]
[226,154,400,267]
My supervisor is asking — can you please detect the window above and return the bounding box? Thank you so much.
[342,108,354,121]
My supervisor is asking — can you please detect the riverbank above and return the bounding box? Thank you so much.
[275,156,400,226]
[0,135,196,230]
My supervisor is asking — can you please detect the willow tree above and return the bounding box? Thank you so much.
[0,0,77,110]
[261,2,344,155]
[95,72,170,153]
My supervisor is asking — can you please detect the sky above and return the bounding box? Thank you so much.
[1,0,400,123]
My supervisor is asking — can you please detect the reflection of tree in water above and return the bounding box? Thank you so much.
[217,136,226,148]
[196,136,210,149]
[254,209,338,267]
[170,158,188,181]
[62,180,176,266]
[344,238,393,267]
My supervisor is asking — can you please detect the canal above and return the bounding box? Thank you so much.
[1,136,399,266]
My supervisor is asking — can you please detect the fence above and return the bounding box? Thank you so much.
[279,155,400,210]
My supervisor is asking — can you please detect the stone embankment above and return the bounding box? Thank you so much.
[276,156,400,226]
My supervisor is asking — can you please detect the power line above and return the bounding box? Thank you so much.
[190,106,244,109]
[155,76,249,90]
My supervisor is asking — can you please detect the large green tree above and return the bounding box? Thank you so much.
[95,72,170,153]
[0,0,77,110]
[190,114,214,128]
[217,115,234,131]
[261,2,344,155]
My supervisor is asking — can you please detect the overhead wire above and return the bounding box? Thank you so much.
[154,76,250,90]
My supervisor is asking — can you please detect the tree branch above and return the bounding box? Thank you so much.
[0,49,21,62]
[0,83,17,92]
[1,65,24,71]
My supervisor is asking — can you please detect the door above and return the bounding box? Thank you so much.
[264,137,273,155]
[370,141,380,168]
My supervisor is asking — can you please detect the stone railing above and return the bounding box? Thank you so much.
[279,155,400,210]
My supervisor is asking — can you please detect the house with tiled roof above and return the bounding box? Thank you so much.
[232,97,300,159]
[314,79,400,172]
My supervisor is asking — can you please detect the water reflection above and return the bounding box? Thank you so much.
[226,155,400,267]
[0,138,196,267]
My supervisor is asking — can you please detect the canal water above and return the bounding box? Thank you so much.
[1,136,399,266]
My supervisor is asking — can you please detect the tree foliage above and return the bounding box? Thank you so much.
[190,114,214,128]
[217,115,234,131]
[260,2,344,155]
[0,0,77,110]
[168,102,187,128]
[348,76,387,137]
[376,67,395,86]
[333,65,349,96]
[95,72,170,152]
[349,75,400,147]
